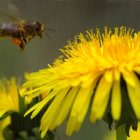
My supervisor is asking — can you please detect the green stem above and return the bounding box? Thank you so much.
[116,124,127,140]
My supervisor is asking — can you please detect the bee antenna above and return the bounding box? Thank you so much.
[44,31,51,40]
[44,28,56,32]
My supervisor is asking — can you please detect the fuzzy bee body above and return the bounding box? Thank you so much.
[0,20,44,51]
[0,5,47,51]
[0,22,21,38]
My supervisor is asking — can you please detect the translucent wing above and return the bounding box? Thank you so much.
[0,4,23,22]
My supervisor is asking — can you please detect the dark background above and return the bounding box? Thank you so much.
[0,0,139,139]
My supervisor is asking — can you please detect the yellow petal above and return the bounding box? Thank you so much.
[111,79,121,120]
[0,116,11,140]
[124,71,140,118]
[127,122,140,140]
[114,69,120,81]
[0,110,7,117]
[24,89,60,117]
[133,66,140,74]
[71,83,96,117]
[105,70,113,82]
[41,126,49,138]
[76,90,92,127]
[40,87,70,130]
[123,71,137,87]
[56,86,79,126]
[127,82,140,118]
[66,81,96,135]
[66,115,77,136]
[90,71,113,122]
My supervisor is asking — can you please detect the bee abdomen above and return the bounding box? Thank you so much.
[0,23,23,38]
[0,26,11,37]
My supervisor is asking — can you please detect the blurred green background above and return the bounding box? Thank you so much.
[0,0,139,139]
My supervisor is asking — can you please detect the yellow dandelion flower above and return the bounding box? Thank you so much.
[20,88,32,104]
[24,26,140,138]
[0,78,19,117]
[0,78,28,140]
[0,78,30,115]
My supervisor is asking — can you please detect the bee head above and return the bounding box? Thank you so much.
[34,22,44,38]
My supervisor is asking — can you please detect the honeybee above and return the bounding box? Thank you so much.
[0,5,53,52]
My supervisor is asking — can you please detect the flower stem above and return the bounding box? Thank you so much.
[116,124,127,140]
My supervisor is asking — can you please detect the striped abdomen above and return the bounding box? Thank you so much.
[0,22,22,38]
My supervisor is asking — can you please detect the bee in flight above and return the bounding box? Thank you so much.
[0,5,53,52]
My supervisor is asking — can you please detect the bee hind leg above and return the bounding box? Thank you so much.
[19,41,25,52]
[23,38,27,45]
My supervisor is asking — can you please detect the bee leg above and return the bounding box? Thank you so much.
[20,31,27,45]
[23,38,27,43]
[27,38,32,44]
[19,40,25,52]
[23,38,27,45]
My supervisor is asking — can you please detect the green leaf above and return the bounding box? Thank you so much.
[18,90,26,115]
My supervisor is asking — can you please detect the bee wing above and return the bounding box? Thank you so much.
[0,11,22,22]
[8,4,24,21]
[0,4,23,23]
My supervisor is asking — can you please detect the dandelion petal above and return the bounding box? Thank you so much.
[90,72,113,122]
[111,79,121,120]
